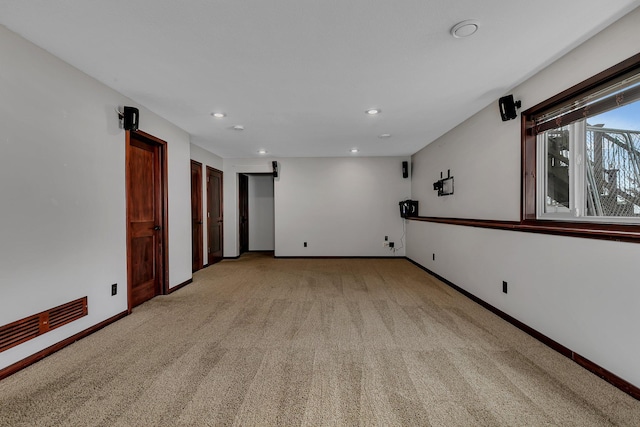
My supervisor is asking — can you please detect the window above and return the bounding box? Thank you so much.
[523,53,640,230]
[538,97,640,221]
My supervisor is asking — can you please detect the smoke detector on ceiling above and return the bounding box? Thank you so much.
[451,20,479,38]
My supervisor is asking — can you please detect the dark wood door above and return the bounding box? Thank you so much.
[207,167,223,264]
[126,131,167,311]
[191,160,203,272]
[239,173,249,254]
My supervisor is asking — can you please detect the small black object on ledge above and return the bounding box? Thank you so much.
[399,200,419,218]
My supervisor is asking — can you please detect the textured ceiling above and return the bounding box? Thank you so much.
[1,1,638,158]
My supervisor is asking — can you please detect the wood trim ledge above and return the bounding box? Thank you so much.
[406,257,640,401]
[407,216,640,243]
[0,310,128,381]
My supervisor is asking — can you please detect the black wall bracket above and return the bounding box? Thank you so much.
[433,170,454,196]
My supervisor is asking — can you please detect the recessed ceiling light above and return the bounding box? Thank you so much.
[232,125,244,131]
[451,20,479,38]
[258,149,267,155]
[350,148,359,153]
[365,108,381,115]
[211,112,226,118]
[378,133,392,139]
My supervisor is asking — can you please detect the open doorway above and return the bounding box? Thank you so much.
[238,173,274,255]
[239,174,249,255]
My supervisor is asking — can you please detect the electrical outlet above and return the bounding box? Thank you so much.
[384,242,389,247]
[385,236,389,241]
[303,242,307,247]
[111,283,117,296]
[502,281,508,294]
[389,242,394,248]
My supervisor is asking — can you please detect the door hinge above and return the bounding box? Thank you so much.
[207,212,210,218]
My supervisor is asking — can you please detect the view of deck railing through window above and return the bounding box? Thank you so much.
[585,125,640,216]
[544,122,640,218]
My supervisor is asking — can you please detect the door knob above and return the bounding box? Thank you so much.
[154,226,161,231]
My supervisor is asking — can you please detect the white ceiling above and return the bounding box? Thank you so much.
[1,1,638,158]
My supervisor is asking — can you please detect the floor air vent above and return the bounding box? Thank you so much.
[0,297,88,353]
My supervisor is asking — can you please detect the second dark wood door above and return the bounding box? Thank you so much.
[207,167,223,264]
[191,160,203,272]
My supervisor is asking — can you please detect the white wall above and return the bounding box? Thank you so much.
[0,25,192,370]
[248,175,275,251]
[222,157,411,257]
[190,143,224,264]
[408,8,640,388]
[275,157,411,257]
[154,116,192,291]
[407,222,640,389]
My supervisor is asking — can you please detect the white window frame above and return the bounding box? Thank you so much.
[536,120,640,224]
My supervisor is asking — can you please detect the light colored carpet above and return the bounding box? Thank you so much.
[1,253,639,426]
